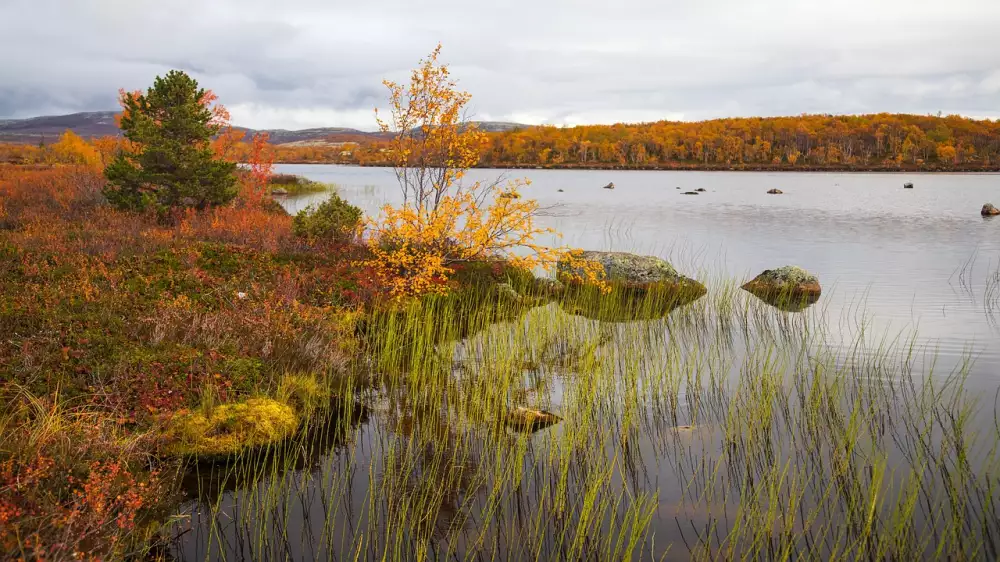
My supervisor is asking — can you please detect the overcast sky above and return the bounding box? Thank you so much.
[2,0,1000,130]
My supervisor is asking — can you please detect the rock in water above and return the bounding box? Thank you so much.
[904,182,914,189]
[982,203,1000,216]
[557,251,707,322]
[270,187,289,196]
[557,251,698,289]
[602,182,615,190]
[681,191,699,195]
[695,188,707,192]
[506,406,562,432]
[742,266,821,297]
[767,189,783,194]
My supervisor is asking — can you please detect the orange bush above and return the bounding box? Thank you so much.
[363,46,603,299]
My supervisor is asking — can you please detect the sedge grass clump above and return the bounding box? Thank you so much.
[277,373,329,418]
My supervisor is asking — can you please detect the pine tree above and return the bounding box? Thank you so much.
[104,70,237,211]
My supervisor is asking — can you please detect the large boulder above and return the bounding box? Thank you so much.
[982,203,1000,216]
[558,251,699,290]
[742,266,821,297]
[557,251,706,322]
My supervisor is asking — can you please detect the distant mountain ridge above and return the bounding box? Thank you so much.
[0,111,527,144]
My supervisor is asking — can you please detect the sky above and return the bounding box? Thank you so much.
[2,0,1000,130]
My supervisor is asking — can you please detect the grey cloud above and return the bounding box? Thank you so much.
[2,0,1000,128]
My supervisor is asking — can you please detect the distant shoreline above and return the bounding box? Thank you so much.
[273,161,1000,173]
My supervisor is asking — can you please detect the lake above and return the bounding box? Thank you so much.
[169,165,1000,561]
[279,165,1000,375]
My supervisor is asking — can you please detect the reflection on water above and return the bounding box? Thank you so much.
[167,166,1000,560]
[742,286,822,312]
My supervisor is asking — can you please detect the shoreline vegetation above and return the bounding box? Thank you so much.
[268,159,1000,173]
[3,45,1000,561]
[7,113,1000,175]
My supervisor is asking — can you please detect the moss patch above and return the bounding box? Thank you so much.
[161,398,298,458]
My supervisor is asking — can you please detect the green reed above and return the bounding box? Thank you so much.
[165,275,1000,561]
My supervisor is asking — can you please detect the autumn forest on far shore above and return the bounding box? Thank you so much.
[3,112,1000,172]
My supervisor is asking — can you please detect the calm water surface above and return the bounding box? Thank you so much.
[279,165,1000,376]
[169,165,1000,561]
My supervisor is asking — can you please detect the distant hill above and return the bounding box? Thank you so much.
[0,111,525,145]
[0,112,121,143]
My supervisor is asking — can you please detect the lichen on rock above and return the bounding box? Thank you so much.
[742,266,821,297]
[557,251,693,289]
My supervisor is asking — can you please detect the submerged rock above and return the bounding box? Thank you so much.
[742,266,821,298]
[506,406,562,432]
[767,189,783,194]
[904,182,914,189]
[557,189,565,192]
[682,191,699,195]
[602,182,615,190]
[982,203,1000,216]
[695,188,706,192]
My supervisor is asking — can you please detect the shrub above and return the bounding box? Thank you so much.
[292,194,362,243]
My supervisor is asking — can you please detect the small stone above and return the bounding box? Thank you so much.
[506,406,562,432]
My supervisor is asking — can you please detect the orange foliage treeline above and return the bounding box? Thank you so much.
[297,113,1000,171]
[11,113,1000,171]
[11,112,1000,171]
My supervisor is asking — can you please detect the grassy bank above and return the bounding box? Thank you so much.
[0,164,374,559]
[267,173,335,195]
